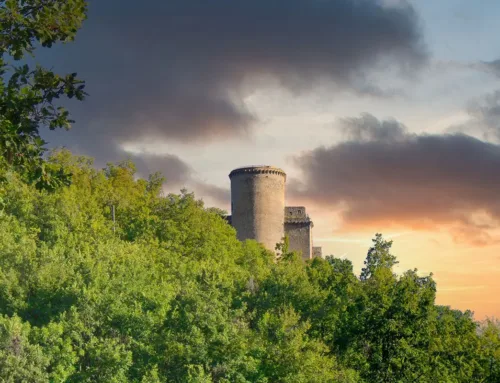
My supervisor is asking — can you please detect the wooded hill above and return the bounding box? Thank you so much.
[0,150,498,382]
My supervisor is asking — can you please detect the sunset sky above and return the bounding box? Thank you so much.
[39,0,500,319]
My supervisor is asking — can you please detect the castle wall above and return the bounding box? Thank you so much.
[284,206,312,260]
[229,166,286,252]
[285,222,312,259]
[313,246,322,258]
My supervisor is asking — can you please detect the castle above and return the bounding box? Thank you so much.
[226,165,322,260]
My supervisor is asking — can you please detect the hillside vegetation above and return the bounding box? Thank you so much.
[0,150,497,382]
[0,1,499,381]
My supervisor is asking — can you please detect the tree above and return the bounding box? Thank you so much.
[0,0,87,190]
[360,233,398,281]
[478,318,500,382]
[346,235,437,382]
[428,307,483,382]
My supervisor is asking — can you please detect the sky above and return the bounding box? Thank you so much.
[38,0,500,319]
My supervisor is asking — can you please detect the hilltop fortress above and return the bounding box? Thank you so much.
[227,166,322,260]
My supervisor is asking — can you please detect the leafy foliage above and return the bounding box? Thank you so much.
[0,0,87,190]
[0,150,498,382]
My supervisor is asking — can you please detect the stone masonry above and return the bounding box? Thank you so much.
[228,165,321,260]
[284,206,313,259]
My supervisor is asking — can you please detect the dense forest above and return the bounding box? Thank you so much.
[0,150,500,382]
[0,1,499,382]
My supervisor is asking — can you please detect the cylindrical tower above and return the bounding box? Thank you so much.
[229,166,286,251]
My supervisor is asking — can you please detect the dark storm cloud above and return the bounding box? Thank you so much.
[42,0,427,161]
[130,153,192,186]
[291,114,500,246]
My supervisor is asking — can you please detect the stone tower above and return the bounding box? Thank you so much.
[229,166,286,251]
[284,206,313,258]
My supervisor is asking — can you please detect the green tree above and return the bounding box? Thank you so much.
[478,318,500,382]
[427,307,483,382]
[0,315,50,382]
[360,233,398,281]
[253,306,339,383]
[306,256,360,353]
[345,235,437,382]
[0,0,87,190]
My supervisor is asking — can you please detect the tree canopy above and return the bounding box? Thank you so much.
[0,149,498,382]
[0,0,87,190]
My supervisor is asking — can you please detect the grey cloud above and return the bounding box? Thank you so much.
[41,0,427,162]
[193,182,231,207]
[44,129,194,187]
[108,151,230,206]
[480,59,500,76]
[432,58,500,79]
[465,90,500,141]
[125,153,231,206]
[448,90,500,142]
[131,153,193,186]
[291,114,500,246]
[341,113,408,142]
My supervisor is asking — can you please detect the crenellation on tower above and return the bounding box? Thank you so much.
[229,166,287,179]
[228,166,322,260]
[285,206,308,221]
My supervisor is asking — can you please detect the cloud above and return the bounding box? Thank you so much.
[41,0,427,161]
[438,58,500,143]
[341,113,408,142]
[464,91,500,142]
[431,58,500,79]
[193,182,231,207]
[124,152,230,206]
[479,59,500,76]
[447,90,500,142]
[437,57,500,140]
[290,113,500,246]
[130,153,192,186]
[69,146,223,204]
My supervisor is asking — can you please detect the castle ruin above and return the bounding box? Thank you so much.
[227,165,322,260]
